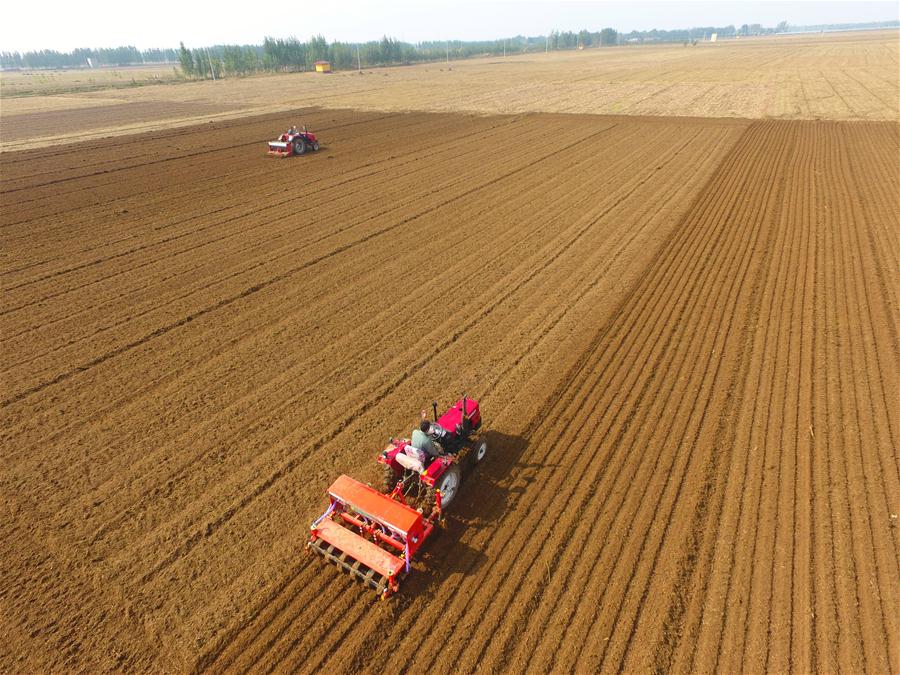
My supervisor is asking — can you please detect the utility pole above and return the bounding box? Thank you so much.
[503,39,506,57]
[356,43,361,71]
[446,41,450,63]
[205,47,216,81]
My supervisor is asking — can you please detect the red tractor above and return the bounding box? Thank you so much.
[267,125,320,157]
[377,397,486,512]
[307,397,486,598]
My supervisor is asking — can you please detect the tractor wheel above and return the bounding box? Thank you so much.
[312,141,320,151]
[380,463,398,493]
[474,440,487,463]
[434,464,462,509]
[293,138,307,155]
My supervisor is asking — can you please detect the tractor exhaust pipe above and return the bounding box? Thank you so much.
[432,401,438,422]
[462,394,468,433]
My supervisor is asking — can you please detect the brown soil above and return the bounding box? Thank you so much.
[1,109,897,673]
[0,101,239,142]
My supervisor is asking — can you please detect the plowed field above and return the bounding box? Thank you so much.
[1,110,897,673]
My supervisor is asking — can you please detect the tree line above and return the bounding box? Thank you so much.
[4,19,895,73]
[620,18,898,43]
[1,46,179,69]
[3,30,622,75]
[177,31,624,79]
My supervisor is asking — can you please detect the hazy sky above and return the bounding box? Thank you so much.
[1,0,897,52]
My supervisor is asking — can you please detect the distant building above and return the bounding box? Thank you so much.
[314,60,332,73]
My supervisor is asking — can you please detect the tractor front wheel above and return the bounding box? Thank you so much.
[474,440,487,463]
[312,141,320,151]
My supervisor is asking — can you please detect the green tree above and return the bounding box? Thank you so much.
[222,45,245,75]
[308,34,328,65]
[178,42,194,77]
[329,42,354,69]
[378,35,401,63]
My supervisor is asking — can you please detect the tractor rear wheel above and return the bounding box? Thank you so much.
[434,465,462,509]
[293,138,307,155]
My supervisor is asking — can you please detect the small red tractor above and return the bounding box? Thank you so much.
[267,125,320,157]
[307,397,486,598]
